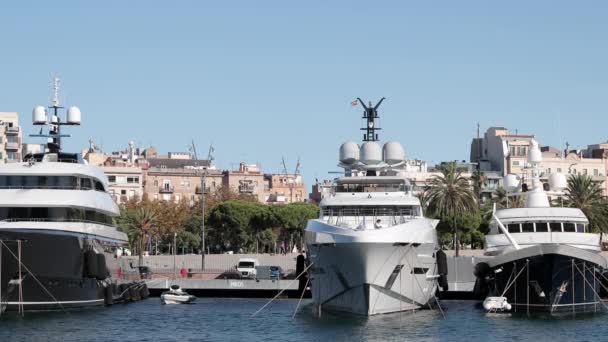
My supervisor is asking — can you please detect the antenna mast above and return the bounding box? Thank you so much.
[357,97,385,142]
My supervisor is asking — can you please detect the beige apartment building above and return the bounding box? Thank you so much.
[0,112,22,163]
[144,157,223,203]
[264,173,306,204]
[222,163,266,202]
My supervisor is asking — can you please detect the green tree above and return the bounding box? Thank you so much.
[563,174,608,233]
[272,203,319,252]
[426,161,478,256]
[129,207,158,266]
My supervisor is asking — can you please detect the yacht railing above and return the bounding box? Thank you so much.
[320,208,417,229]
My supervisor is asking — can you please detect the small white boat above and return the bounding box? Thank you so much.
[483,296,512,312]
[161,285,196,304]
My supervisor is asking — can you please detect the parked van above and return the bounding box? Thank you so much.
[236,258,259,279]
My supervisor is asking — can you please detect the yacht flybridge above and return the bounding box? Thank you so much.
[305,98,446,316]
[0,78,128,312]
[475,139,607,314]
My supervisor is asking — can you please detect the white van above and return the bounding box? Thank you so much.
[236,258,259,279]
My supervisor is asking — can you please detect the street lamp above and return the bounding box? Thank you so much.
[200,166,207,271]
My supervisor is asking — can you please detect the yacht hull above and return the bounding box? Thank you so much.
[306,241,438,315]
[0,229,120,311]
[476,244,607,313]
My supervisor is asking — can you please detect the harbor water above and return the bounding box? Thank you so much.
[2,299,608,341]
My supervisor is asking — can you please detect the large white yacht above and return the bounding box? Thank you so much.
[305,99,445,316]
[475,139,607,313]
[0,79,127,311]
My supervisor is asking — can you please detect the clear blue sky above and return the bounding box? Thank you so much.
[2,1,608,188]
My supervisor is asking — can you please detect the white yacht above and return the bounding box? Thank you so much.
[475,139,607,313]
[305,99,445,316]
[0,79,128,311]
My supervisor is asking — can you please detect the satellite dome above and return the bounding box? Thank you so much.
[503,174,520,192]
[360,141,382,165]
[32,105,47,124]
[67,106,81,124]
[528,139,542,163]
[382,141,405,164]
[549,173,567,192]
[339,141,359,165]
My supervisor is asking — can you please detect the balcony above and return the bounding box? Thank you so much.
[159,185,174,193]
[5,126,19,135]
[5,142,19,151]
[238,185,255,193]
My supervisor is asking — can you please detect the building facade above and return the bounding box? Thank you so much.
[0,112,22,163]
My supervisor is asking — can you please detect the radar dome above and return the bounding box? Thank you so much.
[67,106,81,124]
[339,141,359,165]
[32,106,47,124]
[383,141,405,164]
[503,174,520,192]
[549,173,567,192]
[360,141,382,165]
[528,139,542,163]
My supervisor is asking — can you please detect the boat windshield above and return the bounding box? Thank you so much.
[335,183,407,193]
[320,205,420,230]
[498,221,587,234]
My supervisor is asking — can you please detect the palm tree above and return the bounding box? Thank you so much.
[426,162,478,256]
[130,207,158,266]
[563,174,608,232]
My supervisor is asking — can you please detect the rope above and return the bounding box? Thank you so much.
[251,262,314,317]
[292,275,310,319]
[499,262,528,297]
[0,240,67,314]
[573,262,608,312]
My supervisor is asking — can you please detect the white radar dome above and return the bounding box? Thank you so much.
[67,106,81,124]
[32,105,47,124]
[360,141,382,165]
[339,141,360,165]
[503,174,520,192]
[528,139,542,163]
[383,141,405,164]
[549,173,567,192]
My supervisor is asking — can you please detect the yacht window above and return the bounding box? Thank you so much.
[95,181,105,192]
[81,178,92,190]
[0,207,113,225]
[521,223,534,233]
[507,224,521,233]
[576,224,585,233]
[535,222,549,232]
[549,222,562,232]
[563,223,576,232]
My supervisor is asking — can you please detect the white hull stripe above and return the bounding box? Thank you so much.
[5,299,104,305]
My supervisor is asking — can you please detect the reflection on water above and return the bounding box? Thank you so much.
[0,299,606,342]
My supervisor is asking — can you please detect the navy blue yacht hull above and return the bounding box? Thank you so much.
[475,245,607,313]
[0,230,114,311]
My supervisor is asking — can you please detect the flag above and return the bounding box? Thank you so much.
[351,99,358,106]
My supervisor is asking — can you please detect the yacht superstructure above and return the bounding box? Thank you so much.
[0,78,128,311]
[475,139,607,313]
[305,99,445,316]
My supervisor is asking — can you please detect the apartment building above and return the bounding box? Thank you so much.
[222,163,266,203]
[264,173,306,204]
[0,112,22,163]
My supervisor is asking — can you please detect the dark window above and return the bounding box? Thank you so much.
[576,224,585,233]
[81,178,92,190]
[507,224,521,233]
[411,267,429,275]
[563,223,576,232]
[95,181,104,192]
[549,222,562,232]
[108,176,116,183]
[521,223,534,232]
[535,222,549,232]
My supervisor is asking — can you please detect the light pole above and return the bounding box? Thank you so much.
[201,167,207,271]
